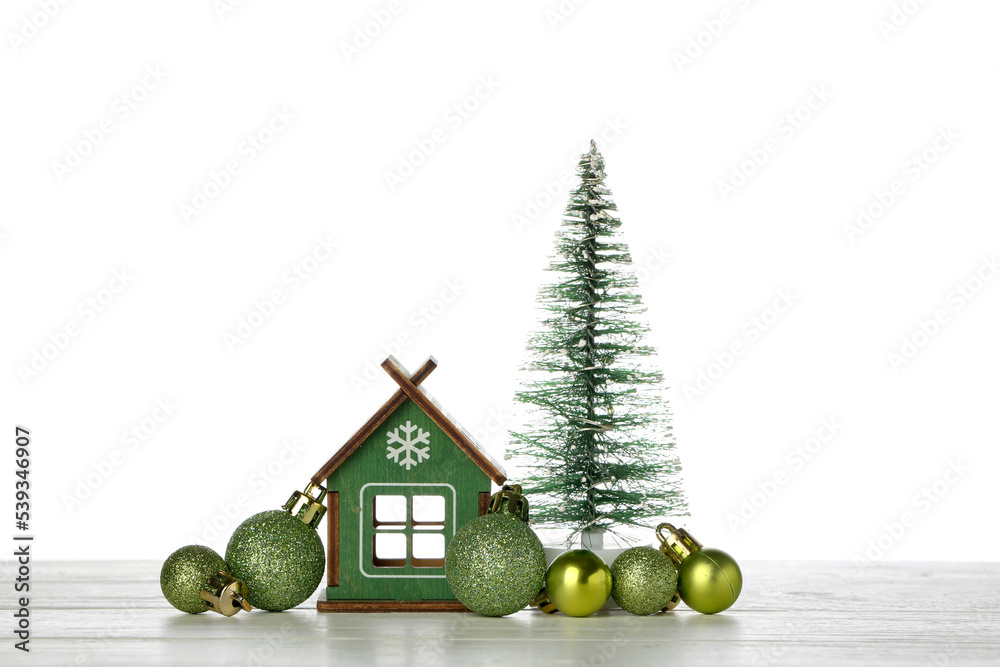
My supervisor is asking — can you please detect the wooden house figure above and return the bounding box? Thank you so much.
[313,356,507,612]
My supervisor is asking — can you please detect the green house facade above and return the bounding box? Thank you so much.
[314,356,506,612]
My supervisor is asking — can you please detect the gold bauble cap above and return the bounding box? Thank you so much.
[487,484,530,522]
[200,571,252,616]
[656,522,703,567]
[282,481,327,529]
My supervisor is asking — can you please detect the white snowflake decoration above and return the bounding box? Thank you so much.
[386,421,431,470]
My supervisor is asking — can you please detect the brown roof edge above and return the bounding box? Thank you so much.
[311,356,438,484]
[380,357,507,486]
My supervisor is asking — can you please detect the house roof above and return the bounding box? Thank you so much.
[312,356,507,485]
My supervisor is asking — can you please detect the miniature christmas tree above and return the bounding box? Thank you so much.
[508,141,686,546]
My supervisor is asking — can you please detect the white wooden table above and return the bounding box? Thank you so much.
[4,560,998,666]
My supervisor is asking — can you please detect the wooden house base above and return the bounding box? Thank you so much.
[317,599,472,613]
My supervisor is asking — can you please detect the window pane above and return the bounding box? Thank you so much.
[412,533,445,568]
[373,495,407,527]
[373,533,407,567]
[412,495,445,525]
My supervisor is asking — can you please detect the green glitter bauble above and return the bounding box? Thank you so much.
[225,510,325,612]
[160,545,227,614]
[445,512,547,616]
[610,546,678,616]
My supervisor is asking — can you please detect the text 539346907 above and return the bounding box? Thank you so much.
[14,425,32,653]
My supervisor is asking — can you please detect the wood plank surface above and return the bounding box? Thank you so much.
[2,560,998,666]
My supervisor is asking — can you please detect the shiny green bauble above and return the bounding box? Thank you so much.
[677,548,743,614]
[160,545,226,614]
[610,546,678,616]
[545,549,613,617]
[226,510,325,612]
[445,512,547,617]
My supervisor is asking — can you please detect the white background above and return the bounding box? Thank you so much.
[2,0,998,565]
